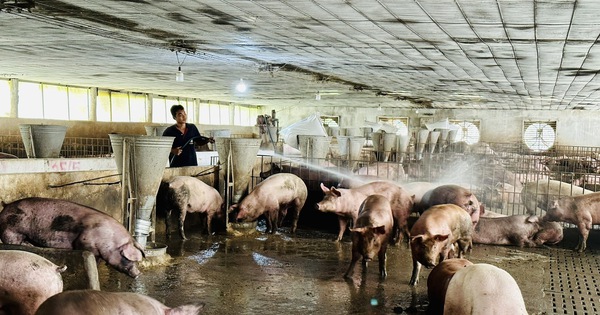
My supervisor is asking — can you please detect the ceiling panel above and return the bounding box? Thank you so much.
[1,0,600,110]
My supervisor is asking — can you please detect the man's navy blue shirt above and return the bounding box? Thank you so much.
[162,123,208,167]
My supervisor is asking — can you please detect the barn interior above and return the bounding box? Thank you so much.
[2,1,600,314]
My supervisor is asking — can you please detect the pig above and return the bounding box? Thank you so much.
[482,182,521,210]
[426,258,473,315]
[161,176,224,240]
[0,197,145,278]
[231,173,307,234]
[544,191,600,252]
[315,181,414,244]
[443,263,528,315]
[420,184,484,227]
[35,290,205,315]
[0,250,66,315]
[401,181,441,213]
[521,179,593,215]
[409,204,473,286]
[533,220,563,246]
[344,194,394,280]
[473,215,563,247]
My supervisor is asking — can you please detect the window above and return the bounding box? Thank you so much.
[198,102,210,124]
[378,116,409,135]
[129,93,146,122]
[450,120,480,144]
[68,87,90,121]
[523,121,556,152]
[42,84,69,120]
[0,79,10,117]
[320,115,340,127]
[18,81,43,119]
[219,104,229,125]
[152,96,168,123]
[4,79,257,125]
[97,90,111,122]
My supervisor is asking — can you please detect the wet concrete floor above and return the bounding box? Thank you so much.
[95,219,578,315]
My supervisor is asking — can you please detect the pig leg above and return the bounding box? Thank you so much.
[165,209,172,239]
[456,238,472,258]
[267,211,279,234]
[409,257,422,286]
[336,217,349,242]
[378,246,387,279]
[290,200,303,234]
[576,220,592,252]
[179,210,188,240]
[206,213,213,235]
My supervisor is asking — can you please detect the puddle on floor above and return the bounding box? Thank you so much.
[96,226,549,315]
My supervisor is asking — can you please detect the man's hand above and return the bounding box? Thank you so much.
[171,147,183,156]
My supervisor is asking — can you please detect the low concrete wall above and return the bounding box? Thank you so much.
[0,158,219,222]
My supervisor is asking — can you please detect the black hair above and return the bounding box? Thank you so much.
[170,104,185,119]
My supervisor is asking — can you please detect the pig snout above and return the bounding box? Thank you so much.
[314,203,321,211]
[127,266,141,278]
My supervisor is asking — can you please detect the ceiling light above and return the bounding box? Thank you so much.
[378,104,382,111]
[175,66,184,82]
[236,78,247,93]
[315,91,321,101]
[175,51,186,82]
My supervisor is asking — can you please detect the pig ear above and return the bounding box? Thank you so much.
[433,234,449,242]
[373,225,386,235]
[121,243,144,262]
[526,215,539,223]
[320,183,330,193]
[228,204,239,212]
[350,227,367,234]
[410,235,424,244]
[331,187,342,197]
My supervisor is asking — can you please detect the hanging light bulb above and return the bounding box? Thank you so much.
[315,91,321,101]
[175,66,184,82]
[236,78,247,93]
[175,51,186,82]
[378,104,382,111]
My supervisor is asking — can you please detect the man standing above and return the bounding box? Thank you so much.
[162,104,214,167]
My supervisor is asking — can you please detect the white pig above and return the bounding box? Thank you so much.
[521,179,592,215]
[162,176,224,239]
[35,290,205,315]
[0,250,66,315]
[544,191,600,252]
[444,263,528,315]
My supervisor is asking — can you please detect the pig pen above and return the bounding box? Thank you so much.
[96,221,600,315]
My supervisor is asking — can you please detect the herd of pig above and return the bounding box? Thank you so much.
[1,169,600,314]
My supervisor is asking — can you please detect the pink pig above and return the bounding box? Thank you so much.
[35,290,205,315]
[0,197,145,278]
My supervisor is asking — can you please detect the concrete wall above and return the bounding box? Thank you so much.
[267,106,600,147]
[0,159,218,223]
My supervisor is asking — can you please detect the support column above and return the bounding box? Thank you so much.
[9,78,18,118]
[146,93,153,123]
[89,87,97,121]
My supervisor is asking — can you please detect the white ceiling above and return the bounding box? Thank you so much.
[2,0,600,110]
